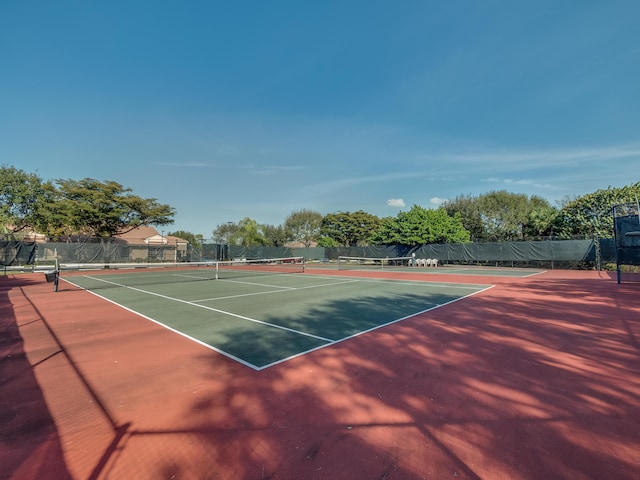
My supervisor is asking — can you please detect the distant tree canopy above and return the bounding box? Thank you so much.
[168,230,202,250]
[319,211,381,247]
[284,209,323,247]
[370,205,470,246]
[552,182,640,239]
[0,165,52,235]
[7,165,640,247]
[0,166,175,239]
[225,217,267,247]
[261,224,289,247]
[54,178,175,238]
[212,222,237,244]
[444,191,557,241]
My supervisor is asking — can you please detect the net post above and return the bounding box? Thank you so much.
[53,256,59,292]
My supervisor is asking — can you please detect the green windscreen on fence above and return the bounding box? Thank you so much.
[409,240,597,262]
[0,241,36,266]
[613,203,640,267]
[5,239,617,267]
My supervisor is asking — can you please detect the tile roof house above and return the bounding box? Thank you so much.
[117,227,189,262]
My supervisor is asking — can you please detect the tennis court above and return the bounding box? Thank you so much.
[335,255,546,277]
[4,265,640,479]
[59,261,492,369]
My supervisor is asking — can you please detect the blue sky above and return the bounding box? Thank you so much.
[2,1,639,237]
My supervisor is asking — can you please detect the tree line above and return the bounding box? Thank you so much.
[2,165,639,250]
[0,165,174,240]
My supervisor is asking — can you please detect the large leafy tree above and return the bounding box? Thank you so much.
[478,191,530,240]
[234,217,267,247]
[524,205,559,239]
[55,178,175,238]
[261,224,289,247]
[284,209,323,247]
[213,217,289,247]
[0,165,52,236]
[445,191,557,241]
[443,193,485,241]
[213,222,238,244]
[32,182,76,239]
[370,205,470,245]
[213,218,267,246]
[553,182,640,239]
[316,235,340,248]
[320,210,381,247]
[168,230,202,249]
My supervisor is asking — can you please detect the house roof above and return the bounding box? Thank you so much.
[117,227,188,246]
[118,226,159,241]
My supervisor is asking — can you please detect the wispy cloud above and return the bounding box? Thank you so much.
[246,165,305,175]
[482,177,563,191]
[308,171,419,193]
[409,143,640,196]
[156,162,211,167]
[387,198,406,208]
[416,143,640,167]
[293,141,640,209]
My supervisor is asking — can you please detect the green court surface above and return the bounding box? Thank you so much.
[404,266,544,277]
[335,264,546,277]
[62,271,492,370]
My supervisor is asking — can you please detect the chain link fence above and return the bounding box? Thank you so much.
[1,238,628,272]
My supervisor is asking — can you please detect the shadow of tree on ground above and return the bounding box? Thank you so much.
[0,276,72,479]
[7,269,640,479]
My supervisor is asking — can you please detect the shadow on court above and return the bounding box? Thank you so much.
[134,270,640,479]
[208,287,481,368]
[0,276,72,479]
[5,270,640,479]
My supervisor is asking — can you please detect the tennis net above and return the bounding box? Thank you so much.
[58,257,305,290]
[215,257,305,279]
[337,256,413,270]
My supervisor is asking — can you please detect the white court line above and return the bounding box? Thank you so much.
[62,279,263,370]
[171,273,215,280]
[215,278,297,290]
[76,275,334,343]
[446,267,547,278]
[193,278,360,302]
[354,278,489,290]
[63,274,495,371]
[522,270,548,278]
[303,272,490,290]
[256,284,496,370]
